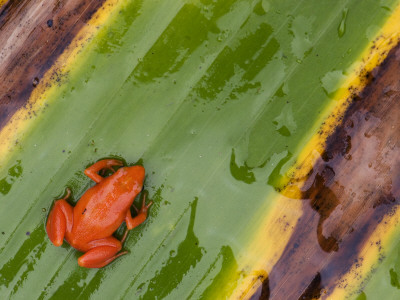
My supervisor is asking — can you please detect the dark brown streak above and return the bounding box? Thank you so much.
[261,42,400,300]
[0,1,29,29]
[0,0,107,130]
[299,272,322,300]
[250,276,270,300]
[304,168,340,253]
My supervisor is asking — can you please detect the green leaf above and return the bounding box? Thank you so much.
[0,0,399,298]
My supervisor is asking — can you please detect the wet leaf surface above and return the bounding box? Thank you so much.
[1,0,400,299]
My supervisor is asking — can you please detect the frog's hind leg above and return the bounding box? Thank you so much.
[78,237,127,268]
[84,159,123,183]
[46,188,74,247]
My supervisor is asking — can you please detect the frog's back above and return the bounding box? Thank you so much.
[67,166,145,248]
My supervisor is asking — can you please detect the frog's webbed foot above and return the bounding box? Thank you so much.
[78,237,127,268]
[84,159,123,183]
[46,188,74,247]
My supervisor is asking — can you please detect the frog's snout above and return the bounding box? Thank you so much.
[127,165,145,184]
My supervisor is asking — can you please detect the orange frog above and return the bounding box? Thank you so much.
[46,159,152,268]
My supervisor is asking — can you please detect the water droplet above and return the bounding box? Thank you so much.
[320,70,346,96]
[32,77,39,87]
[42,208,47,212]
[273,103,297,137]
[47,19,53,28]
[289,15,314,60]
[262,0,270,12]
[337,8,348,38]
[381,5,392,12]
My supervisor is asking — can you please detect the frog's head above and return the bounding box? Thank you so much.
[114,165,145,196]
[127,165,145,183]
[124,165,145,191]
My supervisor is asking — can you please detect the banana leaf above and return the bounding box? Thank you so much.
[1,0,400,299]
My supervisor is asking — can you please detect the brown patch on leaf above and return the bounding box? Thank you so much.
[259,42,400,299]
[0,0,107,129]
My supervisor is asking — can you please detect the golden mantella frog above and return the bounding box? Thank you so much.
[46,159,152,268]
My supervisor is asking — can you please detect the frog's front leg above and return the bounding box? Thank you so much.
[84,159,123,183]
[78,237,127,268]
[46,188,74,247]
[125,194,153,230]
